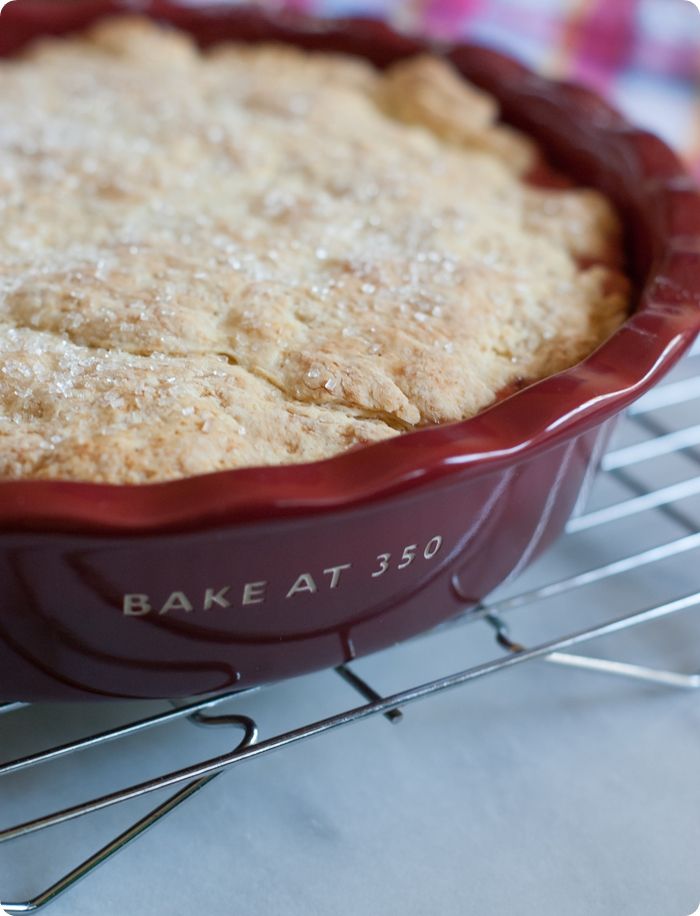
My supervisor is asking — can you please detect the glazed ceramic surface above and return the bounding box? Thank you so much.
[0,1,698,700]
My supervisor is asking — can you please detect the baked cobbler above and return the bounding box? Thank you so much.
[0,18,630,483]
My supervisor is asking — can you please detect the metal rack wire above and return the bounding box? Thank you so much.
[1,344,699,914]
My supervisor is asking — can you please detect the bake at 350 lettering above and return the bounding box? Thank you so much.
[122,535,444,616]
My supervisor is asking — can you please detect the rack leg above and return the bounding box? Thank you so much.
[485,613,700,689]
[0,714,258,914]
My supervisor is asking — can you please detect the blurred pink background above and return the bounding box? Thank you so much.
[249,0,700,174]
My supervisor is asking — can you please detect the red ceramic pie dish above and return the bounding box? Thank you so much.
[0,0,698,701]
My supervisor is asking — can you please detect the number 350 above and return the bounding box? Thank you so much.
[371,536,443,578]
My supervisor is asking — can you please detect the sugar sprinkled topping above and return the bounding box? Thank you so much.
[0,21,629,483]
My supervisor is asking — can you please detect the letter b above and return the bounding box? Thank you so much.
[123,594,152,616]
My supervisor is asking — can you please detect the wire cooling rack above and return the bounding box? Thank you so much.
[1,342,699,913]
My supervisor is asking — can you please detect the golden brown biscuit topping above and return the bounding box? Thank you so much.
[0,18,629,482]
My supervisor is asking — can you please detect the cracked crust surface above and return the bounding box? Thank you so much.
[0,18,630,483]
